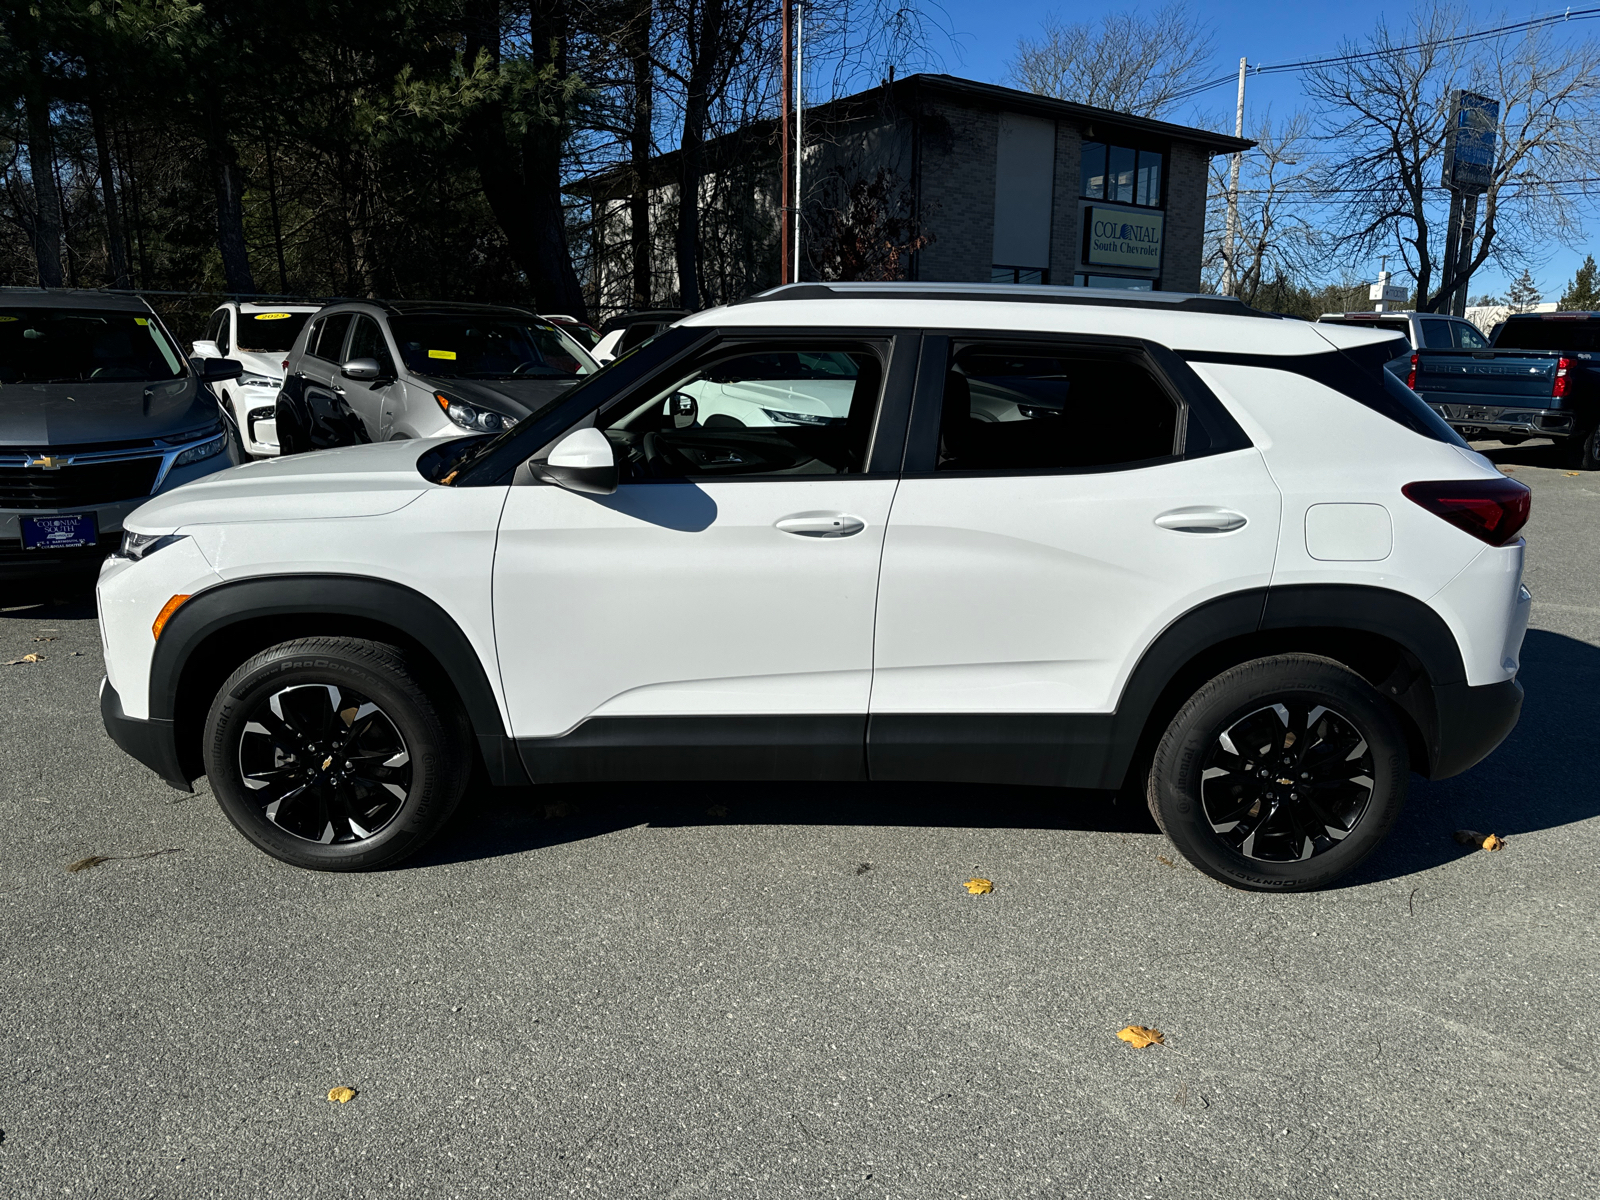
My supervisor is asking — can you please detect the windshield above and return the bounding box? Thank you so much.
[1494,318,1600,353]
[237,310,313,352]
[391,314,597,379]
[0,307,186,384]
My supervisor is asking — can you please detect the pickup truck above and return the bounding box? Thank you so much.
[1405,311,1600,470]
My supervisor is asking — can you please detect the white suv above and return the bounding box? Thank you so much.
[192,301,320,457]
[97,284,1530,891]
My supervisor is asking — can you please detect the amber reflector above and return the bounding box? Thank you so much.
[152,594,191,641]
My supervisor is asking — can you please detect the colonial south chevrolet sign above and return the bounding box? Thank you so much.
[1085,206,1164,270]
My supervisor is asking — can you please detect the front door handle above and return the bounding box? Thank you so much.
[1154,507,1248,534]
[775,512,866,538]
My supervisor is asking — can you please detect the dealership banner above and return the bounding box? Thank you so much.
[1085,206,1164,270]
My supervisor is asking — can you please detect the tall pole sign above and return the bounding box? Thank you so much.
[1439,90,1498,318]
[780,0,792,285]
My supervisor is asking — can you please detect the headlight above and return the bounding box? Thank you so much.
[760,407,832,426]
[117,531,188,561]
[173,433,227,467]
[435,392,515,432]
[240,374,280,389]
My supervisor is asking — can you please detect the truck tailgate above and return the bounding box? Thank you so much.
[1415,350,1559,401]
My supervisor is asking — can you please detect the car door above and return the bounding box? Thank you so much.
[492,331,916,782]
[868,334,1282,786]
[342,314,399,438]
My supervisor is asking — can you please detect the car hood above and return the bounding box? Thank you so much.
[0,378,215,447]
[418,374,579,417]
[127,437,444,531]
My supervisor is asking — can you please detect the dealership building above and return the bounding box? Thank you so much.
[574,73,1254,311]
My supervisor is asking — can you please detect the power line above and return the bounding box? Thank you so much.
[1168,5,1600,105]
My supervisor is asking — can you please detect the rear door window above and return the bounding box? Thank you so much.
[1452,321,1489,349]
[312,313,355,362]
[1418,320,1454,349]
[936,343,1178,471]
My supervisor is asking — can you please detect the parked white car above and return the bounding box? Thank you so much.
[192,302,319,458]
[99,282,1530,891]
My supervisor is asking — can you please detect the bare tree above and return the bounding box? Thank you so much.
[806,161,932,281]
[1007,3,1214,119]
[1305,3,1600,313]
[1204,112,1323,306]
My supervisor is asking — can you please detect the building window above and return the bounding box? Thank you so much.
[992,266,1050,285]
[1079,142,1164,208]
[1073,274,1155,291]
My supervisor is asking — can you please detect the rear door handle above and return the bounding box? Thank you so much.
[775,512,866,538]
[1154,507,1248,533]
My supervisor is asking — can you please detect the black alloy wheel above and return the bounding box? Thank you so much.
[1147,654,1409,891]
[237,682,413,845]
[1198,701,1375,863]
[204,637,470,871]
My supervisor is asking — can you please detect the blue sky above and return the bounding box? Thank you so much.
[922,0,1597,301]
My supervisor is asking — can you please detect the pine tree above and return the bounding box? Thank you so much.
[1507,269,1542,313]
[1559,255,1599,311]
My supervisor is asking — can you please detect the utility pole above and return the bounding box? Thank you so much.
[1223,57,1246,297]
[780,0,792,285]
[794,1,803,283]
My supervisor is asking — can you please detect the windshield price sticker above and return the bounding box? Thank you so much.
[254,312,292,320]
[428,349,457,360]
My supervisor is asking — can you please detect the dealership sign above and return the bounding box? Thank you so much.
[1442,91,1498,193]
[1084,206,1163,270]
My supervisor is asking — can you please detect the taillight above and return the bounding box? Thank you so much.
[282,359,290,371]
[1403,478,1531,546]
[1406,352,1418,390]
[1552,356,1573,399]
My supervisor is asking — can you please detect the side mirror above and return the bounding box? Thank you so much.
[670,391,699,429]
[342,357,382,382]
[532,427,617,495]
[196,357,243,382]
[191,339,222,359]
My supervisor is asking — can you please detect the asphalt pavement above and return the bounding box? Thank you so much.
[1,439,1596,1199]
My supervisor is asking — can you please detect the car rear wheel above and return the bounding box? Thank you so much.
[1559,424,1600,471]
[1146,654,1409,891]
[203,637,470,871]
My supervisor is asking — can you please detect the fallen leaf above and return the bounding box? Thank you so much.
[66,855,112,873]
[327,1086,357,1104]
[1157,855,1176,868]
[1500,466,1516,474]
[1455,829,1506,852]
[4,653,43,665]
[1118,1025,1165,1048]
[963,877,993,894]
[33,636,56,642]
[854,862,872,875]
[706,804,728,817]
[1565,471,1581,477]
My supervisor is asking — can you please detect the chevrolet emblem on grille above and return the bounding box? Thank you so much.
[27,455,64,470]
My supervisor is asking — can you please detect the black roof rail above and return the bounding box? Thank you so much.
[731,282,1280,319]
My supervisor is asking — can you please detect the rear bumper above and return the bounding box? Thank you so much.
[100,677,193,792]
[1425,402,1576,438]
[1427,676,1523,779]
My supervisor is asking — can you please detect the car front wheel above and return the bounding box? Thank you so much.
[1147,654,1409,891]
[203,637,470,871]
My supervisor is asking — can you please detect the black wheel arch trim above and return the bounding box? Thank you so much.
[150,573,528,786]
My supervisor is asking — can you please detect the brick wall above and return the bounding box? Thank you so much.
[1049,122,1083,284]
[1162,141,1210,293]
[914,101,998,282]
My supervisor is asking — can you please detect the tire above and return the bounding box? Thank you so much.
[1558,424,1600,470]
[203,637,470,871]
[1146,654,1409,892]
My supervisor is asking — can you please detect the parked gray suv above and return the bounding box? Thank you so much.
[274,300,597,454]
[0,289,241,579]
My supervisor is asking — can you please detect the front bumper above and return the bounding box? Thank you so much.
[100,677,193,792]
[1427,676,1523,779]
[1426,403,1575,438]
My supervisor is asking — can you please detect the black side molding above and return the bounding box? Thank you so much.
[517,714,867,783]
[151,574,529,787]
